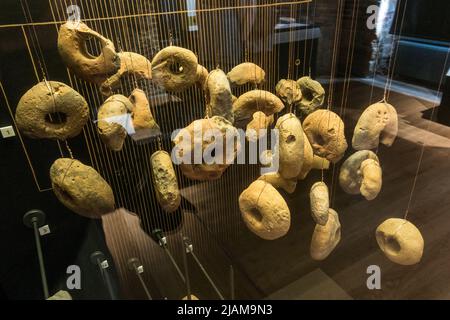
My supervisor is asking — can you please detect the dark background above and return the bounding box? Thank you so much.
[393,0,450,43]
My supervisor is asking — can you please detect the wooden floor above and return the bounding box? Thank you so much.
[103,81,450,300]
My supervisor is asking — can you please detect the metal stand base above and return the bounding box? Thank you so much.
[90,251,117,300]
[23,209,46,228]
[127,258,140,271]
[90,251,106,265]
[23,209,48,299]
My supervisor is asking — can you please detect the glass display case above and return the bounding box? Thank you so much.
[1,0,449,301]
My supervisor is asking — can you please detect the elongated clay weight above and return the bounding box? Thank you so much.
[205,69,234,123]
[303,110,348,163]
[246,111,274,142]
[339,150,382,200]
[258,172,297,194]
[97,94,133,151]
[129,89,160,139]
[310,208,341,260]
[227,62,265,86]
[196,64,209,88]
[173,116,240,181]
[352,102,398,150]
[100,52,152,97]
[376,218,424,265]
[239,180,291,240]
[232,90,284,122]
[296,76,325,115]
[276,79,302,106]
[151,46,198,92]
[58,22,120,84]
[150,150,181,213]
[310,182,329,225]
[50,158,115,218]
[15,81,89,140]
[275,113,304,179]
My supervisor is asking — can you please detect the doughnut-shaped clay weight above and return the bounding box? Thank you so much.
[151,46,198,92]
[296,76,325,116]
[15,81,89,140]
[239,180,291,240]
[376,218,424,266]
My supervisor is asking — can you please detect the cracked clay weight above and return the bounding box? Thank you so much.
[50,158,115,218]
[58,22,120,84]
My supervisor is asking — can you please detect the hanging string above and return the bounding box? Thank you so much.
[331,0,359,206]
[119,0,150,219]
[141,0,169,263]
[65,140,74,159]
[374,1,407,156]
[87,0,127,213]
[48,0,97,181]
[303,2,309,76]
[114,0,156,285]
[128,0,170,263]
[20,0,65,158]
[383,0,409,102]
[308,0,317,77]
[52,0,130,287]
[321,0,344,184]
[403,46,450,220]
[326,0,344,110]
[120,0,158,230]
[287,4,294,80]
[20,0,49,79]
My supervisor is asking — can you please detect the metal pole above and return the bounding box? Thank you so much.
[98,259,117,300]
[23,210,49,299]
[163,246,186,283]
[183,237,224,300]
[32,219,49,299]
[136,271,152,300]
[128,258,152,300]
[153,229,186,283]
[230,265,235,300]
[191,251,225,300]
[181,236,192,300]
[90,251,117,300]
